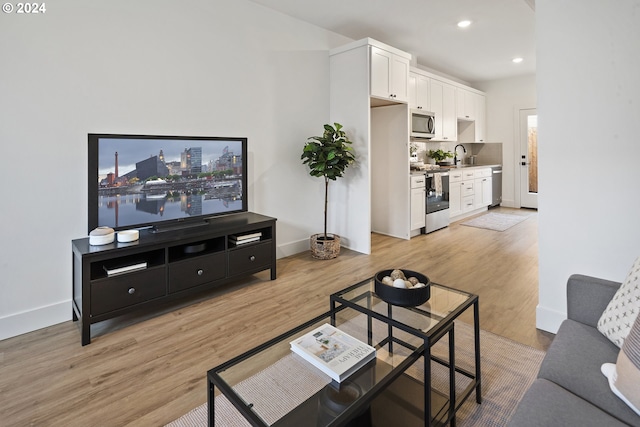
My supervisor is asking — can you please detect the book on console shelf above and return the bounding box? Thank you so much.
[103,262,148,277]
[230,232,262,241]
[290,323,376,383]
[230,234,262,245]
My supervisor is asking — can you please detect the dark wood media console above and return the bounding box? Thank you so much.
[72,212,276,345]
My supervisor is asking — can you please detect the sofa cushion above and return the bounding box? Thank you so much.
[507,378,628,427]
[602,313,640,416]
[597,254,640,347]
[538,319,640,425]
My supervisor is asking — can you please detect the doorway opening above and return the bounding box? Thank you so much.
[519,109,538,209]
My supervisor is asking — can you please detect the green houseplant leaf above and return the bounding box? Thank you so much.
[301,123,356,240]
[427,149,454,162]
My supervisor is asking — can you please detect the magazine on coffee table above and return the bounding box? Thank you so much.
[290,323,376,382]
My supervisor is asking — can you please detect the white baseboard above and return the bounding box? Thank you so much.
[276,239,309,258]
[501,198,516,208]
[535,304,566,334]
[0,301,70,341]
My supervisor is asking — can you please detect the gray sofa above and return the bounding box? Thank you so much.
[508,274,640,427]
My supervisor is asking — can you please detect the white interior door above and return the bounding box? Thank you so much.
[519,109,538,208]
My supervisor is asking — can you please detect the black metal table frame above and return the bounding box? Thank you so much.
[206,278,480,427]
[330,279,481,427]
[207,309,446,427]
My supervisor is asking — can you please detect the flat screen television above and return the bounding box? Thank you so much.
[88,133,248,233]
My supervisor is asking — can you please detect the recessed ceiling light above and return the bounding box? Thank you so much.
[457,20,472,28]
[512,57,524,64]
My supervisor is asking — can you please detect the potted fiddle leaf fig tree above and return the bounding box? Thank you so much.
[301,123,356,260]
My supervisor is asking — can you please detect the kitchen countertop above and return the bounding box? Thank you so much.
[410,164,501,175]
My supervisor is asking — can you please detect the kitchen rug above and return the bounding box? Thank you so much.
[460,212,528,232]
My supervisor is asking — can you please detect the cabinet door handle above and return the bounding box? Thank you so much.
[128,287,136,295]
[197,269,204,276]
[249,255,256,261]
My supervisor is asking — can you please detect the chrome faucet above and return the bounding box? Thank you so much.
[454,144,467,165]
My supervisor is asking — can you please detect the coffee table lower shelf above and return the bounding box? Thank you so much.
[371,373,450,427]
[268,372,450,427]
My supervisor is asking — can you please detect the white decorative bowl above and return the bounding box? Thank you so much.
[117,230,139,243]
[89,226,115,246]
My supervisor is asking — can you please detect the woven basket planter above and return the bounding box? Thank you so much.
[310,234,341,260]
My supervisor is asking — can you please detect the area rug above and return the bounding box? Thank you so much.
[461,212,528,232]
[165,321,545,427]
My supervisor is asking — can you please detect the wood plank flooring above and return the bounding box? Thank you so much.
[0,207,553,426]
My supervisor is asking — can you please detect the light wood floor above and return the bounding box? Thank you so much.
[0,207,553,426]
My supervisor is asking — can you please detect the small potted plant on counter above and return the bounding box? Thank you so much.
[427,149,454,166]
[301,123,356,260]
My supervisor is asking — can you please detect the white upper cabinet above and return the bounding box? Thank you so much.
[456,88,487,142]
[370,45,410,103]
[475,94,486,142]
[456,88,477,121]
[409,72,430,111]
[430,79,457,141]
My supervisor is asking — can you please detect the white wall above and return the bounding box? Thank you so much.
[536,0,640,332]
[475,74,536,207]
[0,0,351,340]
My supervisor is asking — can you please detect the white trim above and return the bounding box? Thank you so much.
[329,37,412,59]
[0,301,70,341]
[276,240,309,259]
[535,304,566,333]
[500,198,516,208]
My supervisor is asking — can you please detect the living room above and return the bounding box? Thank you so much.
[1,0,639,425]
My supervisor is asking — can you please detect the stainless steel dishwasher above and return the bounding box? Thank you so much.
[491,166,502,207]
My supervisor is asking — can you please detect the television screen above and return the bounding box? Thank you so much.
[88,134,247,232]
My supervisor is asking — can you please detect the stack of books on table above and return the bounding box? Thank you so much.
[290,323,376,383]
[230,232,262,245]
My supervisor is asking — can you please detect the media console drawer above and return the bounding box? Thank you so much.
[228,241,272,276]
[90,267,166,316]
[168,252,226,292]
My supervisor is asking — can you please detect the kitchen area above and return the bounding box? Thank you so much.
[329,37,506,252]
[367,39,503,240]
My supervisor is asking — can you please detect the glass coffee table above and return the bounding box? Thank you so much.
[207,277,480,427]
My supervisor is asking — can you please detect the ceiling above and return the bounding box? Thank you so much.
[247,0,536,84]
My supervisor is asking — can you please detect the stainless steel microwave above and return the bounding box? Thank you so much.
[411,109,435,139]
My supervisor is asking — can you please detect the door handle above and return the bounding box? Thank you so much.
[521,162,530,166]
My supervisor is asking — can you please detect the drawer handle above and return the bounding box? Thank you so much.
[249,255,256,261]
[128,287,136,295]
[197,269,204,276]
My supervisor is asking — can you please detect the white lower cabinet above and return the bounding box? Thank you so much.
[473,168,492,209]
[449,167,493,220]
[449,170,463,218]
[450,182,462,218]
[410,175,426,230]
[474,177,492,208]
[462,180,475,213]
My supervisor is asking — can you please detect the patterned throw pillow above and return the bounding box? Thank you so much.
[601,313,640,416]
[597,255,640,348]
